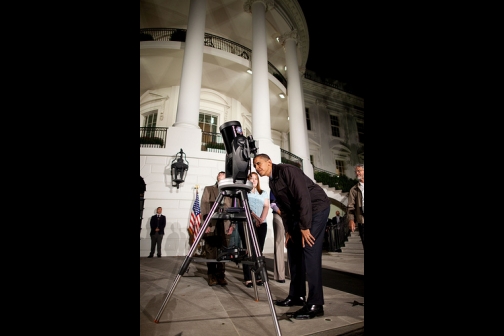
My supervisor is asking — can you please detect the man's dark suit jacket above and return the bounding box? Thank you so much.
[149,214,166,235]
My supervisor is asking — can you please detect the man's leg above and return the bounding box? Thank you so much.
[290,207,329,319]
[156,234,163,256]
[203,233,219,286]
[206,262,218,286]
[214,220,228,286]
[303,207,329,306]
[238,221,252,283]
[274,228,305,306]
[358,223,364,249]
[255,224,268,282]
[148,234,155,257]
[287,227,305,299]
[273,213,285,281]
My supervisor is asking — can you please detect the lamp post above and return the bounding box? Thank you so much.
[171,148,189,189]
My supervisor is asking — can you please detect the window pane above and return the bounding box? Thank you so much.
[335,160,345,176]
[199,112,219,135]
[144,111,157,127]
[357,122,364,144]
[305,108,311,131]
[330,115,340,137]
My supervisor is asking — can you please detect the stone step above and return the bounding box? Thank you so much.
[341,232,363,254]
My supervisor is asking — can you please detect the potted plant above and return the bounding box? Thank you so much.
[206,142,226,152]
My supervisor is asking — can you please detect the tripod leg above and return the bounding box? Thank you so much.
[153,192,225,323]
[238,189,283,336]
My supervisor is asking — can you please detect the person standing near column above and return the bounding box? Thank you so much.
[201,171,232,286]
[270,191,286,283]
[239,172,269,288]
[148,207,166,258]
[253,154,330,320]
[347,164,364,249]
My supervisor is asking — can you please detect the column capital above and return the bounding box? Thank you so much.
[244,0,275,13]
[277,30,299,46]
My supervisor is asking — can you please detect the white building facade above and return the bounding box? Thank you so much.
[140,0,364,257]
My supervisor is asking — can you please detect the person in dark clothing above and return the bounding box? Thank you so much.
[253,153,330,320]
[200,171,232,286]
[238,172,269,287]
[332,211,342,224]
[347,164,364,249]
[148,206,166,257]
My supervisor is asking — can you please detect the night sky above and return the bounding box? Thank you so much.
[297,0,365,97]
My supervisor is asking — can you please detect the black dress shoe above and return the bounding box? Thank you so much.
[292,304,324,319]
[147,254,153,258]
[275,280,285,283]
[157,254,161,257]
[274,296,305,307]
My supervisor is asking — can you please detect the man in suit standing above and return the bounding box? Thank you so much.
[148,207,166,258]
[332,211,342,225]
[200,171,232,286]
[348,164,364,249]
[253,154,330,320]
[329,210,344,252]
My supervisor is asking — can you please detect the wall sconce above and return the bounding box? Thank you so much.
[246,69,253,74]
[279,93,285,99]
[171,148,189,189]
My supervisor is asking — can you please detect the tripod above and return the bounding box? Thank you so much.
[154,178,282,336]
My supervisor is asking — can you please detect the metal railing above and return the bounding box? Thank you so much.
[313,166,338,177]
[140,127,168,148]
[140,28,287,88]
[139,128,344,179]
[201,131,226,153]
[280,148,303,171]
[303,69,360,97]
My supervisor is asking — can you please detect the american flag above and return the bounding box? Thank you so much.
[189,190,201,236]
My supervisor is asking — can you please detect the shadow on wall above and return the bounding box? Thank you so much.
[165,223,186,256]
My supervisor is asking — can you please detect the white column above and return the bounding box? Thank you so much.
[280,30,313,178]
[173,0,207,129]
[245,0,274,143]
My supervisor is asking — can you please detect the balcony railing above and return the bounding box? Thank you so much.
[140,127,168,148]
[201,131,226,153]
[313,166,338,177]
[139,128,341,176]
[140,128,355,189]
[303,69,360,97]
[280,148,303,171]
[140,28,287,88]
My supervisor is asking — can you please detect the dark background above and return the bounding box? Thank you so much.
[297,0,365,97]
[15,1,461,334]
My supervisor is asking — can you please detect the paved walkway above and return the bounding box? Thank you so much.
[140,233,364,336]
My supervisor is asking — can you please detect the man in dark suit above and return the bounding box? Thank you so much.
[200,171,232,286]
[253,154,330,320]
[332,211,342,225]
[148,207,166,258]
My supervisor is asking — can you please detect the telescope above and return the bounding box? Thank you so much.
[219,121,257,184]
